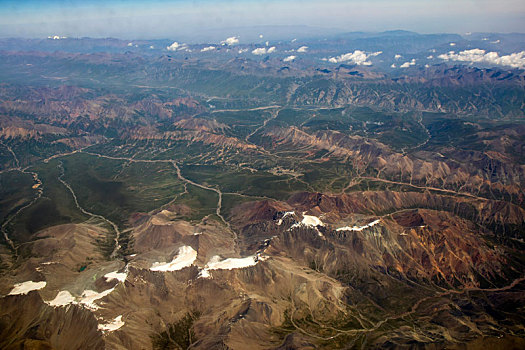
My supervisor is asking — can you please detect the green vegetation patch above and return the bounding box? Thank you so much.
[175,185,218,222]
[60,153,185,227]
[5,160,89,244]
[201,109,273,139]
[0,170,36,224]
[181,164,309,201]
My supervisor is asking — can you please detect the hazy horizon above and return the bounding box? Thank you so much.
[1,0,524,40]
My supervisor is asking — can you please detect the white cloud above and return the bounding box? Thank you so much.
[297,46,308,53]
[427,55,434,59]
[394,54,402,60]
[149,45,154,49]
[438,48,525,68]
[491,39,501,44]
[326,50,380,65]
[252,48,267,55]
[450,42,456,46]
[259,34,263,39]
[400,62,411,68]
[391,63,396,68]
[291,38,297,43]
[283,55,296,62]
[400,59,416,68]
[221,36,239,45]
[238,48,248,54]
[201,46,216,52]
[166,42,180,51]
[265,41,269,46]
[252,47,276,55]
[127,42,133,47]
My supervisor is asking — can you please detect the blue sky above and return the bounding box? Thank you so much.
[1,0,524,38]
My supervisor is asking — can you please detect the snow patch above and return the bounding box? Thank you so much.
[277,211,295,225]
[98,315,125,332]
[8,281,46,295]
[199,254,266,278]
[336,219,380,232]
[150,246,197,272]
[201,46,216,52]
[301,215,324,227]
[283,55,296,62]
[104,271,127,283]
[48,290,76,307]
[290,213,324,229]
[79,288,115,310]
[49,266,130,308]
[288,213,325,237]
